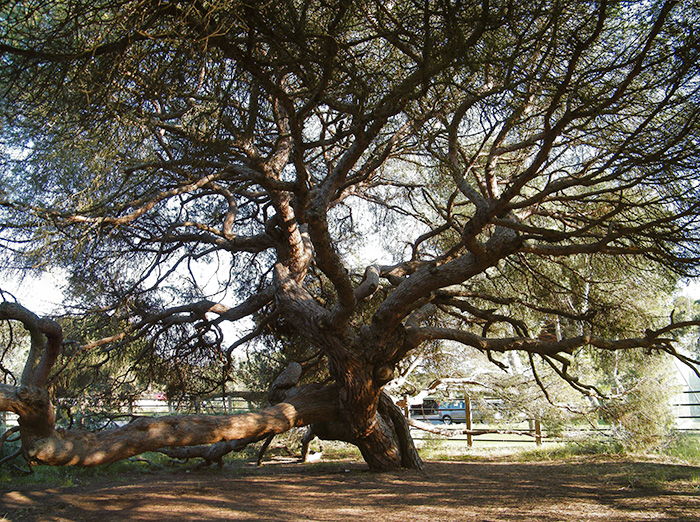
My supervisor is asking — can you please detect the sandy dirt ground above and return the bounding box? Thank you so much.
[1,458,699,521]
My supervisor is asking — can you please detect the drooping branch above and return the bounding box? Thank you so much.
[156,364,304,466]
[157,435,270,466]
[0,303,343,469]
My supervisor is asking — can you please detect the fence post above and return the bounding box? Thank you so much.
[534,419,542,446]
[222,385,228,415]
[465,392,472,447]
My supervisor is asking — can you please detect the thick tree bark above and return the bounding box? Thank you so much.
[272,262,423,471]
[305,391,423,471]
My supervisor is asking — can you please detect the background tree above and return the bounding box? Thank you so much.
[1,0,700,471]
[392,250,682,446]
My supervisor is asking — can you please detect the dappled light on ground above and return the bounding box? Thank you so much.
[1,459,698,521]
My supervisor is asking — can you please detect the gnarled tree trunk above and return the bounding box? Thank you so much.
[303,391,422,471]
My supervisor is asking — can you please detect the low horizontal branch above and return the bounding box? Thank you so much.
[14,384,339,467]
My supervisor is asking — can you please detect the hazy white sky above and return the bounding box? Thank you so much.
[0,270,66,315]
[677,279,700,301]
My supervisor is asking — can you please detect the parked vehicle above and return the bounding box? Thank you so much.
[435,400,468,424]
[409,398,439,417]
[410,397,505,424]
[410,399,467,424]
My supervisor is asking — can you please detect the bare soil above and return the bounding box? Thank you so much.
[1,457,699,522]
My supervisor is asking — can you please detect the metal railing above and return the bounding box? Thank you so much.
[673,389,700,431]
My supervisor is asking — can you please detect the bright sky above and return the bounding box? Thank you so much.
[0,270,66,315]
[677,279,700,301]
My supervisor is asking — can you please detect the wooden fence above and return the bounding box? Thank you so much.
[2,390,699,448]
[409,418,544,447]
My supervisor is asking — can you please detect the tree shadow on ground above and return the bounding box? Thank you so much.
[1,459,699,522]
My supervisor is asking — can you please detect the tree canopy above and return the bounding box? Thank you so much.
[1,0,700,471]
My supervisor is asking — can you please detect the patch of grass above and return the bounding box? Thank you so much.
[414,436,545,462]
[0,452,173,489]
[416,431,700,493]
[415,431,700,470]
[488,432,700,466]
[605,461,700,492]
[664,433,700,463]
[515,438,626,462]
[318,441,362,460]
